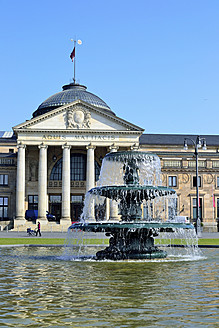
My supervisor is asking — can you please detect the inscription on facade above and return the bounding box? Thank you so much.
[42,135,66,140]
[42,134,118,141]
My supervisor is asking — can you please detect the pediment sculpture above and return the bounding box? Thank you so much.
[67,107,91,129]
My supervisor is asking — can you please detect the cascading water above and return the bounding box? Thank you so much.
[69,150,197,260]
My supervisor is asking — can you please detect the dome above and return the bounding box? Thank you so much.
[33,83,114,118]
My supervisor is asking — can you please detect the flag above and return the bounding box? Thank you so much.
[213,194,216,208]
[70,47,75,62]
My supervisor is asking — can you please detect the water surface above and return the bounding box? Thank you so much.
[0,247,218,327]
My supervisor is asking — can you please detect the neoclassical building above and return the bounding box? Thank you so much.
[0,82,219,231]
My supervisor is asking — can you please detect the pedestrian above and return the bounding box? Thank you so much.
[36,221,41,237]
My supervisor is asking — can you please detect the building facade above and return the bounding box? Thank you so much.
[0,83,218,231]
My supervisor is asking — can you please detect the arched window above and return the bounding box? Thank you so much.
[50,153,101,181]
[50,158,62,180]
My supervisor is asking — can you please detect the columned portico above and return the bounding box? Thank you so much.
[38,144,48,220]
[62,144,71,221]
[15,144,26,222]
[13,96,143,230]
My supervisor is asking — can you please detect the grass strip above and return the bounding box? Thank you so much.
[155,238,219,246]
[0,238,218,246]
[0,238,109,246]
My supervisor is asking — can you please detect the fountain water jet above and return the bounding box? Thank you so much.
[69,151,194,260]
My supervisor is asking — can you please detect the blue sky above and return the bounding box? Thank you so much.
[0,0,219,135]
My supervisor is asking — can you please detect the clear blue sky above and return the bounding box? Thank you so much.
[1,0,219,135]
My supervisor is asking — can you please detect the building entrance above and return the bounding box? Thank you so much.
[49,195,61,221]
[71,195,83,222]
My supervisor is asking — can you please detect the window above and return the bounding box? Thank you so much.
[193,176,201,187]
[71,195,83,203]
[0,197,8,218]
[0,174,8,186]
[192,198,202,219]
[9,149,14,153]
[70,154,86,181]
[28,195,38,210]
[217,177,219,188]
[50,195,61,203]
[168,176,177,187]
[50,158,62,180]
[50,153,101,181]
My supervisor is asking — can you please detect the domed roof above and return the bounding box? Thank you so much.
[33,83,114,118]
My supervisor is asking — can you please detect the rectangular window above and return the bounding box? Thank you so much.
[193,176,201,187]
[0,197,8,218]
[28,195,38,210]
[71,195,83,203]
[50,195,61,203]
[0,174,8,186]
[192,198,202,219]
[217,177,219,188]
[168,176,177,187]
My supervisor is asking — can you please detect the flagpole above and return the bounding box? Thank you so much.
[74,39,76,84]
[70,39,82,84]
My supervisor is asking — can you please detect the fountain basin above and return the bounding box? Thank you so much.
[69,221,194,260]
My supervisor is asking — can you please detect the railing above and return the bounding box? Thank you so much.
[48,180,86,188]
[0,158,15,166]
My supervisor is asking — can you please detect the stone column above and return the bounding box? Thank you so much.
[15,144,26,222]
[38,144,48,221]
[109,144,119,220]
[62,144,71,221]
[86,144,96,192]
[86,144,96,221]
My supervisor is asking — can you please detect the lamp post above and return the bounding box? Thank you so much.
[184,136,207,236]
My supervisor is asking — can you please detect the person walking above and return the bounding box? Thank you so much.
[36,221,41,237]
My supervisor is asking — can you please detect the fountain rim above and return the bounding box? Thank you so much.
[90,185,176,192]
[69,221,195,231]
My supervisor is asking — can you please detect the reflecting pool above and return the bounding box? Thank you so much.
[0,246,218,327]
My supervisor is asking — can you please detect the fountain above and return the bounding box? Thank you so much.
[69,151,194,260]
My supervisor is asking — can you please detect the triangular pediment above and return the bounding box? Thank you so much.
[13,100,144,133]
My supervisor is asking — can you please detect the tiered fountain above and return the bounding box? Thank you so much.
[69,151,194,260]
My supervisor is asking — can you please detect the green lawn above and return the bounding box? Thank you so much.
[0,237,218,246]
[0,238,109,246]
[155,238,219,246]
